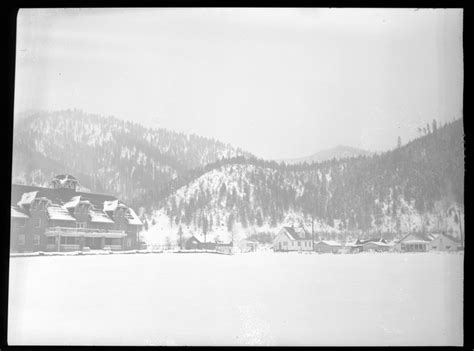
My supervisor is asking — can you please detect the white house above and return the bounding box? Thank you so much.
[429,233,462,251]
[273,226,313,252]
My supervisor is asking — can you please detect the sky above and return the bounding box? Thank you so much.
[15,8,463,160]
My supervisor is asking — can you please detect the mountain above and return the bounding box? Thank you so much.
[278,145,374,165]
[143,119,464,247]
[11,109,253,207]
[11,110,464,248]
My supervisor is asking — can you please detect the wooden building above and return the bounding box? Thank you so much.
[273,225,313,252]
[429,233,462,251]
[314,240,342,253]
[10,175,143,252]
[395,233,432,252]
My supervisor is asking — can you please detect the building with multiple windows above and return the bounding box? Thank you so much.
[10,174,143,252]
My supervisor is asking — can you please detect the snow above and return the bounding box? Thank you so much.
[104,200,119,212]
[317,240,342,247]
[47,205,76,221]
[11,207,29,219]
[89,209,114,224]
[64,196,81,208]
[8,252,462,346]
[17,191,38,207]
[126,208,143,226]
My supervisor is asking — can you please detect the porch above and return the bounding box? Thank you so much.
[44,226,127,252]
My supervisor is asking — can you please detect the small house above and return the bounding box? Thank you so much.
[395,233,432,252]
[356,238,392,252]
[429,233,462,251]
[314,240,342,253]
[273,225,313,252]
[183,235,218,251]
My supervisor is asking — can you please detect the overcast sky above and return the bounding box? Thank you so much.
[15,8,463,159]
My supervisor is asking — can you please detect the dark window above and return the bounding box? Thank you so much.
[47,236,56,245]
[446,246,451,249]
[34,218,41,228]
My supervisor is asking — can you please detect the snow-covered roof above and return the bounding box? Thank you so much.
[403,239,430,244]
[282,226,311,240]
[316,240,342,247]
[64,196,81,208]
[362,241,392,247]
[90,209,115,224]
[47,205,76,221]
[344,241,359,247]
[104,200,119,212]
[11,206,29,219]
[126,208,142,226]
[17,191,38,207]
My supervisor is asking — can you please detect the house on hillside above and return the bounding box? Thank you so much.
[314,240,342,253]
[273,225,313,252]
[395,233,432,252]
[429,233,463,251]
[10,175,143,253]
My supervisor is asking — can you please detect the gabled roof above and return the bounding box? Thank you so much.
[397,233,433,244]
[185,235,202,244]
[435,233,462,244]
[64,196,81,208]
[11,206,29,219]
[282,226,312,240]
[17,191,38,207]
[126,208,143,226]
[47,205,76,221]
[11,184,118,210]
[89,208,115,224]
[315,240,342,247]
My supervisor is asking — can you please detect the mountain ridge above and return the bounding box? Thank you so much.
[277,145,374,165]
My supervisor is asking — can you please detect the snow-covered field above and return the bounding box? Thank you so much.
[8,252,463,346]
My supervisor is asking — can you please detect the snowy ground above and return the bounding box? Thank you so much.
[8,252,463,346]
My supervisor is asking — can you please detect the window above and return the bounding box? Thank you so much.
[18,234,25,245]
[60,237,77,245]
[298,241,301,247]
[432,246,437,250]
[446,246,451,249]
[34,235,40,246]
[127,238,132,247]
[47,236,56,245]
[18,219,25,227]
[33,218,41,228]
[76,222,86,229]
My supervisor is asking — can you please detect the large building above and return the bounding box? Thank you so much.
[10,175,143,252]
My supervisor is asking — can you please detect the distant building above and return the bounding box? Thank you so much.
[314,240,342,253]
[429,233,462,251]
[395,233,433,252]
[354,238,392,252]
[238,239,259,253]
[10,175,142,252]
[273,225,313,252]
[183,235,232,252]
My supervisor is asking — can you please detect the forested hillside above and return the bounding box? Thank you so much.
[144,119,464,246]
[12,110,252,203]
